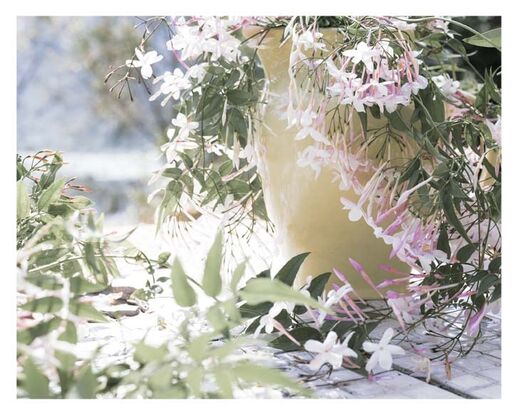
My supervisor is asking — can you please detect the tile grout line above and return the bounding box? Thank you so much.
[391,363,477,399]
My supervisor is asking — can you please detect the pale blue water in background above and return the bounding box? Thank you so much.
[17,17,174,224]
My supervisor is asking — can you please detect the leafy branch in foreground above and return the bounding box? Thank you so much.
[16,151,315,398]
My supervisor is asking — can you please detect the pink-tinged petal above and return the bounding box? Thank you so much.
[304,339,324,353]
[343,294,366,319]
[273,320,300,346]
[378,350,393,370]
[349,258,364,274]
[467,303,488,337]
[338,299,358,323]
[308,353,327,371]
[349,258,384,298]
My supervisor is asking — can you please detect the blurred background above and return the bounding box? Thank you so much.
[17,16,174,225]
[17,16,501,226]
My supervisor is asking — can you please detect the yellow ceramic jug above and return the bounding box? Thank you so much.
[246,27,411,298]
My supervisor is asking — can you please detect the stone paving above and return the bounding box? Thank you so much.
[90,221,501,399]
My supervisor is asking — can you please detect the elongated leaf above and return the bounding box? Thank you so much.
[214,368,234,398]
[270,327,322,352]
[21,296,63,314]
[171,258,197,307]
[134,342,168,365]
[464,28,501,49]
[232,362,311,397]
[307,272,331,299]
[202,231,223,297]
[69,301,107,322]
[457,244,477,263]
[37,178,66,211]
[240,279,332,314]
[17,180,30,220]
[23,358,50,398]
[230,261,247,292]
[274,252,310,286]
[75,365,97,398]
[441,191,472,243]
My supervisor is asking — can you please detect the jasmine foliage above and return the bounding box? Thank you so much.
[17,151,319,398]
[108,15,500,379]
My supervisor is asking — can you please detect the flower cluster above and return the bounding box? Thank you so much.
[113,16,501,379]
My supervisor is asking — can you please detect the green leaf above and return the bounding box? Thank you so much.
[186,367,204,397]
[17,317,61,345]
[456,244,477,263]
[358,111,368,136]
[230,261,247,292]
[274,252,310,286]
[69,301,107,322]
[21,296,63,314]
[134,342,168,365]
[17,180,30,220]
[25,273,63,290]
[239,301,272,318]
[187,333,213,362]
[69,277,106,294]
[270,327,322,352]
[148,365,173,392]
[386,111,410,133]
[22,358,50,398]
[58,320,78,344]
[437,224,451,258]
[37,178,66,211]
[464,28,501,49]
[240,279,332,314]
[214,368,234,398]
[227,89,253,105]
[441,191,472,243]
[171,258,197,307]
[202,231,223,297]
[75,364,97,398]
[306,272,331,299]
[206,305,227,332]
[232,362,311,397]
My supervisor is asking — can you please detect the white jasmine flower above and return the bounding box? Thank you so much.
[316,284,353,325]
[295,30,327,51]
[186,63,207,80]
[343,42,381,73]
[126,48,163,79]
[167,113,199,140]
[294,109,328,143]
[253,314,276,337]
[150,69,191,106]
[363,328,405,372]
[484,116,501,146]
[304,331,358,370]
[387,295,418,324]
[401,75,428,96]
[168,25,205,61]
[433,75,460,99]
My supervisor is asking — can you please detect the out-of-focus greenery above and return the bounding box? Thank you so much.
[454,16,501,85]
[16,151,317,398]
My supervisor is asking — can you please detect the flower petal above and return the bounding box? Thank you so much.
[365,352,378,373]
[363,341,378,353]
[378,350,393,370]
[304,339,324,353]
